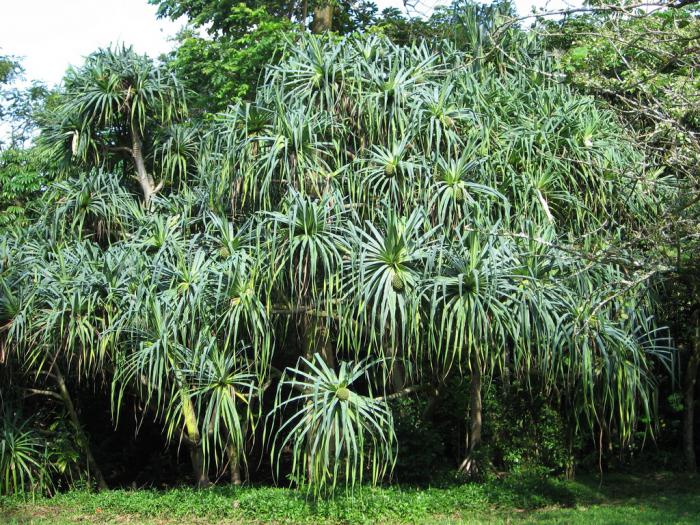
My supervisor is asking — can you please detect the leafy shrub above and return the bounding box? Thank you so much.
[481,382,571,475]
[432,376,573,477]
[390,396,448,482]
[0,415,52,495]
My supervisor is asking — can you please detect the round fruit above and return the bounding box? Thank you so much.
[336,387,351,401]
[391,273,405,292]
[454,185,465,204]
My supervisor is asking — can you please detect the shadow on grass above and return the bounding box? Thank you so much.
[485,471,580,510]
[1,471,699,524]
[549,472,700,524]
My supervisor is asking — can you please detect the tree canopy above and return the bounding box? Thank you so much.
[3,0,699,499]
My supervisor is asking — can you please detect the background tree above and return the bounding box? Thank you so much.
[165,8,296,113]
[529,0,700,473]
[153,0,435,113]
[0,55,52,231]
[0,52,23,131]
[0,148,51,231]
[38,46,188,206]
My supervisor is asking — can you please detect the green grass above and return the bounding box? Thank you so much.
[1,472,699,524]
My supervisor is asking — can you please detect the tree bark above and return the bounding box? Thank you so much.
[311,4,333,33]
[130,123,159,207]
[225,413,247,486]
[684,315,700,473]
[300,314,337,484]
[181,390,211,488]
[226,442,243,485]
[317,321,335,370]
[388,348,406,393]
[54,367,108,490]
[459,351,482,474]
[422,385,440,420]
[188,444,209,488]
[468,356,483,451]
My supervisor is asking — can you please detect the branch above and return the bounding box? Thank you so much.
[376,383,431,401]
[107,146,133,155]
[23,388,63,401]
[670,0,699,8]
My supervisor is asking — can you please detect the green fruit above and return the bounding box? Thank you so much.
[391,273,404,292]
[336,387,351,401]
[385,163,396,177]
[454,185,464,204]
[219,246,230,258]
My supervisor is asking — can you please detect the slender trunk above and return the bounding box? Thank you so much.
[188,445,209,488]
[301,315,335,483]
[131,123,158,207]
[226,441,242,485]
[598,420,613,474]
[387,341,406,393]
[502,347,511,393]
[564,399,576,480]
[422,385,440,421]
[302,315,315,483]
[459,351,482,474]
[317,322,335,370]
[226,412,247,486]
[389,360,406,392]
[54,367,108,490]
[231,178,242,221]
[684,317,700,473]
[302,315,319,483]
[468,356,483,452]
[311,4,333,33]
[181,390,211,488]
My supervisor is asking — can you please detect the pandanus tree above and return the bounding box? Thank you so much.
[1,28,673,495]
[38,46,188,206]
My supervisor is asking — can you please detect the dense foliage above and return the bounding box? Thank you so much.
[535,0,700,473]
[1,0,697,501]
[152,0,443,112]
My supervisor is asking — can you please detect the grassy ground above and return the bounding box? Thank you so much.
[1,472,699,524]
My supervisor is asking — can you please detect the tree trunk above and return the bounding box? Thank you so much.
[389,361,406,392]
[459,351,482,474]
[181,390,211,487]
[684,316,700,473]
[468,357,483,452]
[301,314,336,484]
[317,322,335,370]
[422,385,440,420]
[188,445,209,488]
[564,402,576,480]
[387,343,406,393]
[54,368,108,491]
[311,4,333,33]
[225,414,247,486]
[226,442,243,485]
[131,123,158,207]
